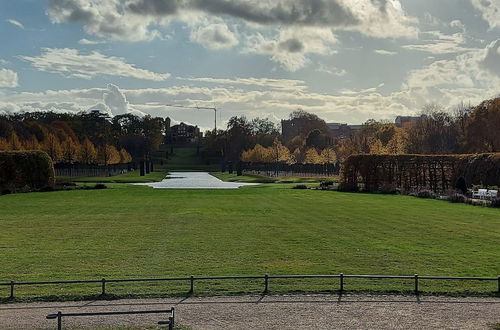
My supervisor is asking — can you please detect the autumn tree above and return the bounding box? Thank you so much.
[43,133,63,163]
[79,138,97,164]
[320,148,337,163]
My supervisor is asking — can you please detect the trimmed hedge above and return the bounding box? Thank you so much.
[0,151,55,193]
[341,153,500,193]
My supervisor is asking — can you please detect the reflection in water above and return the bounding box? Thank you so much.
[134,172,258,189]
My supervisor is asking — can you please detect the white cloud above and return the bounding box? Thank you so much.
[78,38,105,45]
[189,22,239,50]
[402,30,470,54]
[470,0,500,29]
[19,48,170,81]
[315,63,347,76]
[6,19,24,29]
[179,77,307,91]
[374,49,398,56]
[243,27,338,71]
[0,68,19,88]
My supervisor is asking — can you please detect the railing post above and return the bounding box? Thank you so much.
[414,274,419,295]
[57,311,62,330]
[264,274,269,294]
[101,278,106,296]
[9,281,14,299]
[189,276,194,294]
[340,273,344,292]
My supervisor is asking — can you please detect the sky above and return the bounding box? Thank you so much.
[0,0,499,130]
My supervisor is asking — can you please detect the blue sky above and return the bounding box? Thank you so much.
[0,0,499,129]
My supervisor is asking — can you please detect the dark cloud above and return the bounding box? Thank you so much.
[127,0,181,16]
[278,39,304,53]
[125,0,360,27]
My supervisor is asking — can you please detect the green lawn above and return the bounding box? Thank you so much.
[1,183,499,300]
[211,172,337,184]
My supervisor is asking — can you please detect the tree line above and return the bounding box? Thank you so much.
[0,111,169,165]
[205,96,500,166]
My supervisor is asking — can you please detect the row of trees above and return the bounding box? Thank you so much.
[0,111,169,164]
[241,138,337,164]
[338,98,500,159]
[0,131,132,165]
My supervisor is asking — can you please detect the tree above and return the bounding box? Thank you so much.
[464,98,500,152]
[269,138,292,164]
[43,133,62,163]
[306,129,327,149]
[61,138,81,163]
[24,135,41,151]
[79,138,97,164]
[304,148,322,164]
[320,148,337,163]
[119,148,133,163]
[8,132,23,150]
[98,144,121,165]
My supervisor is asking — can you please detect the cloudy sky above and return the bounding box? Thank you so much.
[0,0,499,129]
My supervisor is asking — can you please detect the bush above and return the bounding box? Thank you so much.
[0,151,55,193]
[94,184,108,190]
[416,189,436,199]
[292,184,308,190]
[379,182,398,194]
[490,198,500,208]
[450,192,466,203]
[338,182,359,192]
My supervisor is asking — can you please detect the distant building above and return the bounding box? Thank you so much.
[395,115,425,127]
[327,123,362,139]
[169,122,201,144]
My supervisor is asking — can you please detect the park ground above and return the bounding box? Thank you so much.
[0,147,499,301]
[1,294,499,330]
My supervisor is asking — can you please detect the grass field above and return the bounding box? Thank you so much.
[1,182,499,300]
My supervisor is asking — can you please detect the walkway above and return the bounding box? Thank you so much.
[135,172,258,189]
[1,294,499,329]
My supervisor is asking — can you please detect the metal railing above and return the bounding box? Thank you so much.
[46,307,174,330]
[1,273,499,300]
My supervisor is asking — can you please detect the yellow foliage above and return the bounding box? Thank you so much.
[0,138,10,151]
[304,148,322,164]
[98,144,121,165]
[43,133,62,163]
[24,136,41,150]
[61,138,81,163]
[320,148,337,163]
[119,148,133,163]
[79,138,97,164]
[9,133,23,151]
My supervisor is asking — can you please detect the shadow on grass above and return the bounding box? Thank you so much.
[1,289,499,305]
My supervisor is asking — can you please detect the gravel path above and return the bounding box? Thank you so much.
[0,294,499,329]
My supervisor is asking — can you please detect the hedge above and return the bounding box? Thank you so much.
[0,151,55,193]
[340,153,500,193]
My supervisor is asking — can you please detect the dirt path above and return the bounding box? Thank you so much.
[0,294,499,329]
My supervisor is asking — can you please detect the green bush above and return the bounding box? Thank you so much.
[0,151,55,194]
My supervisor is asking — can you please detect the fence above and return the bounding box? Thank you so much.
[46,307,174,330]
[54,163,133,177]
[1,274,499,299]
[241,162,340,178]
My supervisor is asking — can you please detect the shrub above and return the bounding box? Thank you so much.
[338,182,359,192]
[0,151,55,193]
[416,190,436,199]
[379,182,398,194]
[450,192,466,203]
[94,184,108,190]
[490,198,500,208]
[319,180,335,190]
[292,184,308,190]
